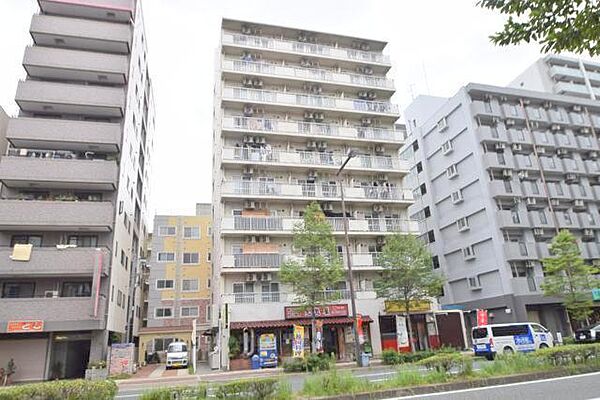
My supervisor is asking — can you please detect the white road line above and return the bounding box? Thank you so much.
[386,371,600,399]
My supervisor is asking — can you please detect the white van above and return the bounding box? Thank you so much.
[166,341,189,369]
[472,322,553,360]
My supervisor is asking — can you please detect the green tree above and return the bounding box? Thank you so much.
[478,0,600,56]
[279,202,344,354]
[541,230,600,327]
[374,234,444,352]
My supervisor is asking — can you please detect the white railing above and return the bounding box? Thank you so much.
[222,59,394,89]
[226,289,352,304]
[222,252,383,269]
[222,86,399,115]
[222,31,391,65]
[222,216,416,233]
[221,181,413,201]
[230,253,283,268]
[222,147,407,172]
[222,116,405,142]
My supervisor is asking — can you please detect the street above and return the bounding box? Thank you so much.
[387,371,600,400]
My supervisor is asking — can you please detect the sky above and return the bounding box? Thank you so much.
[0,0,551,217]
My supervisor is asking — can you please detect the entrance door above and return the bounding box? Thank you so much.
[435,313,466,349]
[50,333,92,379]
[322,326,338,357]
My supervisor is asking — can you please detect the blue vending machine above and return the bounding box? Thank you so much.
[258,333,278,368]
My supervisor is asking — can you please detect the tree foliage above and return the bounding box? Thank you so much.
[279,202,344,352]
[541,230,600,325]
[479,0,600,56]
[374,234,444,351]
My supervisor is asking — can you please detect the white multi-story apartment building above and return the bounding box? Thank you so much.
[0,0,154,381]
[403,57,600,337]
[212,19,417,369]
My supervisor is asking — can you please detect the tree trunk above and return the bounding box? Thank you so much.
[405,302,415,353]
[311,305,317,354]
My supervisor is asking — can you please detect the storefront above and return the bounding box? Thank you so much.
[229,304,373,365]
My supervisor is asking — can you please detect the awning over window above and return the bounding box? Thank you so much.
[230,315,372,330]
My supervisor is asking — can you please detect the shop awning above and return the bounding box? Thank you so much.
[230,315,372,330]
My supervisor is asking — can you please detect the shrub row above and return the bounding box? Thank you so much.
[381,349,435,365]
[535,343,600,366]
[140,378,289,400]
[139,385,207,400]
[283,353,333,373]
[417,352,473,375]
[0,379,117,400]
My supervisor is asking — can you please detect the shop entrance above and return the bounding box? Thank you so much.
[49,332,91,379]
[322,325,338,356]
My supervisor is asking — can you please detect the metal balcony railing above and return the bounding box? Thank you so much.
[226,216,414,233]
[227,289,352,304]
[222,31,391,65]
[222,115,405,142]
[222,86,399,115]
[222,59,394,89]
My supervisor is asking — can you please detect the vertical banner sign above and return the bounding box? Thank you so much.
[396,315,409,350]
[477,309,488,326]
[292,325,305,358]
[315,320,324,353]
[356,314,365,344]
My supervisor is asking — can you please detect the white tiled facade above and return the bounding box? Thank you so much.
[212,19,417,369]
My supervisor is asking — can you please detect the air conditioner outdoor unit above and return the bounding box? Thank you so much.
[565,173,578,182]
[534,228,544,236]
[244,200,256,209]
[580,127,590,134]
[241,25,253,35]
[526,197,537,205]
[306,141,318,149]
[243,135,254,144]
[505,119,515,126]
[518,170,529,180]
[358,91,369,99]
[543,101,552,109]
[375,145,385,154]
[308,170,318,179]
[246,273,257,282]
[512,143,523,152]
[376,174,388,181]
[551,124,561,131]
[536,146,546,154]
[583,229,594,236]
[373,204,385,213]
[322,202,333,211]
[556,148,568,157]
[551,199,560,206]
[317,141,327,149]
[376,236,386,246]
[574,199,585,207]
[573,105,582,112]
[361,117,373,126]
[502,169,513,178]
[437,117,448,132]
[45,290,59,298]
[243,166,254,175]
[495,143,506,151]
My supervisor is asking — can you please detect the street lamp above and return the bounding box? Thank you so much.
[336,150,362,366]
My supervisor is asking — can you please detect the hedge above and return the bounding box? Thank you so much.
[417,352,473,375]
[139,385,207,400]
[283,354,333,373]
[535,343,600,366]
[214,378,279,400]
[381,349,436,365]
[0,379,117,400]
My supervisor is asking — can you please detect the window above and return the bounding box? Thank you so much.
[483,99,492,113]
[183,227,200,239]
[10,235,42,247]
[261,282,280,302]
[153,337,175,352]
[62,282,92,297]
[155,307,173,318]
[233,282,255,303]
[182,279,199,292]
[509,104,518,116]
[207,252,212,262]
[468,276,481,288]
[2,282,35,298]
[563,212,572,225]
[157,252,175,262]
[427,230,435,243]
[120,250,126,266]
[437,117,448,132]
[511,263,527,278]
[156,279,174,289]
[67,235,98,247]
[538,210,548,224]
[180,306,199,317]
[432,256,440,269]
[158,226,176,236]
[531,107,541,119]
[491,325,529,337]
[412,141,419,151]
[117,290,122,307]
[555,182,564,195]
[457,217,470,232]
[515,128,525,141]
[524,155,533,167]
[441,140,453,155]
[451,189,464,204]
[416,162,423,173]
[463,245,476,260]
[579,184,587,196]
[446,164,458,179]
[424,207,431,218]
[207,226,212,236]
[183,252,199,264]
[531,181,540,195]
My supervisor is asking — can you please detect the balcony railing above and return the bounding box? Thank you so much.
[222,31,391,65]
[222,115,404,142]
[222,86,399,115]
[221,181,412,202]
[222,216,416,234]
[222,147,407,172]
[222,252,383,269]
[226,289,352,304]
[222,59,394,89]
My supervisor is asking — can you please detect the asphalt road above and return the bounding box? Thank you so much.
[386,371,600,400]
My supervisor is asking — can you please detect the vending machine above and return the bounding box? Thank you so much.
[258,333,278,368]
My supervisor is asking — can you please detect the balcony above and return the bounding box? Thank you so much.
[221,216,417,236]
[23,46,129,85]
[221,116,405,144]
[0,156,118,191]
[511,276,543,295]
[38,0,135,23]
[221,32,391,67]
[470,101,500,119]
[482,152,514,170]
[0,200,114,231]
[477,125,506,142]
[549,65,585,83]
[582,242,600,259]
[539,157,564,174]
[15,80,125,117]
[503,242,538,260]
[489,180,521,198]
[221,87,399,117]
[553,81,592,98]
[6,117,122,152]
[222,147,408,174]
[221,252,382,272]
[496,210,527,229]
[221,181,413,204]
[30,14,132,54]
[0,296,106,331]
[222,59,394,91]
[0,246,109,278]
[224,289,377,305]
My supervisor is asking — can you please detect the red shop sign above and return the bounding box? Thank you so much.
[284,304,348,319]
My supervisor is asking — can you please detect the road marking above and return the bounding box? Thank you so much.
[386,371,600,399]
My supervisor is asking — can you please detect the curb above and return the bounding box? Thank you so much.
[310,366,600,400]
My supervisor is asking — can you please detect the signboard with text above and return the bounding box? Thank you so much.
[284,304,348,319]
[7,320,44,333]
[292,325,305,358]
[477,309,489,326]
[384,300,432,314]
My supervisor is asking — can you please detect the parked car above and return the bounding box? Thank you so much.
[472,322,554,360]
[574,323,600,343]
[165,341,189,369]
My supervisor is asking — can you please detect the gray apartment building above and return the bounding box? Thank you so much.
[0,0,154,381]
[403,56,600,337]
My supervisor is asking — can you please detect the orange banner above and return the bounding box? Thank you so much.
[7,320,44,333]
